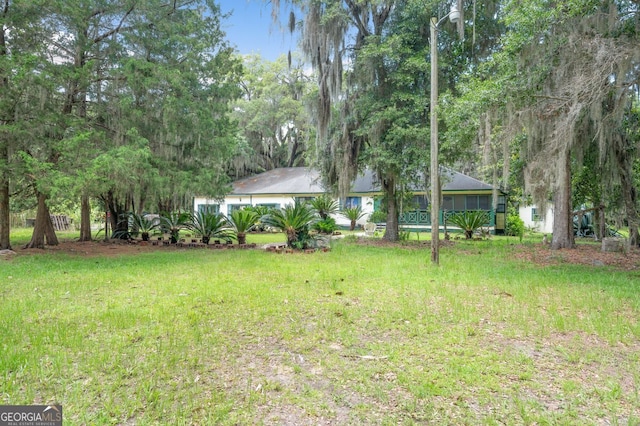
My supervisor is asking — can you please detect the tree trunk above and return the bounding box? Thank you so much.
[0,25,10,250]
[25,192,59,249]
[551,150,574,250]
[0,174,10,250]
[102,190,129,239]
[237,232,246,245]
[595,205,605,241]
[79,194,92,241]
[614,137,639,246]
[382,175,399,241]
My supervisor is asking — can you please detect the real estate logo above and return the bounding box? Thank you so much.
[0,405,62,426]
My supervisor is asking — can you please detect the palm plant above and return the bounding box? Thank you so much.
[262,202,319,249]
[130,213,160,241]
[228,209,260,244]
[309,194,339,220]
[160,211,190,244]
[447,211,491,239]
[341,205,367,231]
[244,205,274,232]
[188,211,232,244]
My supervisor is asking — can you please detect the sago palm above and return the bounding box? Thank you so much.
[447,211,490,239]
[341,205,366,231]
[263,202,318,248]
[309,194,339,220]
[160,211,190,243]
[229,209,260,245]
[189,211,232,244]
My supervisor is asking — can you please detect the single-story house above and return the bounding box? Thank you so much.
[193,167,507,233]
[519,204,554,234]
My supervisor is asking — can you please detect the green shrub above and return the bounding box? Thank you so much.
[369,210,386,223]
[506,213,525,241]
[314,217,338,234]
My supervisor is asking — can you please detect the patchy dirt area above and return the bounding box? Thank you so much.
[4,237,640,271]
[354,236,640,271]
[512,241,640,271]
[10,239,179,258]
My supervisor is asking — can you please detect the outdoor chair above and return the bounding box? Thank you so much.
[364,222,377,237]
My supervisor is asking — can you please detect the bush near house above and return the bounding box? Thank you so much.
[263,202,318,249]
[447,211,490,239]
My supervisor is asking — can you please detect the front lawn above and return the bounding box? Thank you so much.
[1,237,639,424]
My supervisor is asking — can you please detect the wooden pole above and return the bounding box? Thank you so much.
[430,17,440,265]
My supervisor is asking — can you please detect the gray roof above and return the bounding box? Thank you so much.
[439,168,495,191]
[231,168,325,195]
[230,167,497,195]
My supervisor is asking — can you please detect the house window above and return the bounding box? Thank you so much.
[257,203,279,209]
[343,197,361,209]
[227,204,250,215]
[197,204,219,214]
[464,195,491,211]
[454,195,465,210]
[532,207,542,222]
[466,195,479,210]
[442,196,453,211]
[412,195,428,210]
[479,195,490,210]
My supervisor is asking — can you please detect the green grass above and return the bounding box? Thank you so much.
[1,232,639,424]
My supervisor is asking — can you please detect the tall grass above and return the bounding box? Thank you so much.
[1,235,639,424]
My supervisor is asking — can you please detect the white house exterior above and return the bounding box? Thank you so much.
[193,168,377,228]
[193,167,509,232]
[519,204,554,234]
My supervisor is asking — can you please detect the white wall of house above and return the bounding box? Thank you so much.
[193,194,376,229]
[519,204,554,234]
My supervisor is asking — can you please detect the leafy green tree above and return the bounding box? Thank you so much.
[447,0,640,248]
[0,0,53,249]
[230,54,312,177]
[9,0,242,247]
[269,0,484,242]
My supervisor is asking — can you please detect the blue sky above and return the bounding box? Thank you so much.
[216,0,298,61]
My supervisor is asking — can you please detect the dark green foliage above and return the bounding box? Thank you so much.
[229,209,260,244]
[448,211,491,239]
[244,205,276,232]
[314,217,337,234]
[130,213,160,241]
[188,211,231,244]
[369,210,387,224]
[160,211,190,244]
[262,202,318,249]
[309,194,339,220]
[506,212,525,241]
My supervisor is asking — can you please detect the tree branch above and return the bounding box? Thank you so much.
[92,4,135,45]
